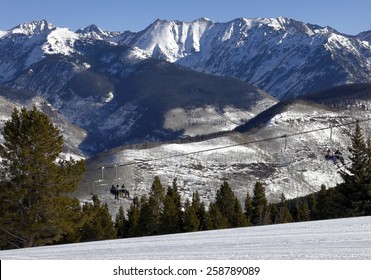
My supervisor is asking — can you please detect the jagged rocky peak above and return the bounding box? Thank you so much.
[77,24,103,34]
[233,16,327,36]
[10,19,55,35]
[76,24,120,39]
[149,17,213,30]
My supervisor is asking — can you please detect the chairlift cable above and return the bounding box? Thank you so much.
[86,117,371,172]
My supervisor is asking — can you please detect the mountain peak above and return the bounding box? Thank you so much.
[77,24,103,34]
[11,19,55,35]
[76,24,119,39]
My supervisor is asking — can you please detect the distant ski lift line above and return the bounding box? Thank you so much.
[87,117,371,172]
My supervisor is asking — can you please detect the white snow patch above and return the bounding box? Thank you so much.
[0,216,370,259]
[82,62,91,69]
[0,30,8,38]
[41,28,79,56]
[104,91,114,103]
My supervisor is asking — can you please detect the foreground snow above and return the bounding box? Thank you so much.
[1,216,370,260]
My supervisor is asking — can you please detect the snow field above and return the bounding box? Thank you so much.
[0,216,370,260]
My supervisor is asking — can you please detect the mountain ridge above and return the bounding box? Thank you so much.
[1,17,371,100]
[113,17,371,99]
[0,18,370,156]
[0,32,274,155]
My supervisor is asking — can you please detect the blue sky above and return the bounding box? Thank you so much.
[1,0,370,35]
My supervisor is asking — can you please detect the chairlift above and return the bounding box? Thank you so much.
[321,124,346,165]
[272,134,291,168]
[91,179,109,196]
[111,177,125,188]
[110,164,131,199]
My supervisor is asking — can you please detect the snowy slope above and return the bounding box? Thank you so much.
[76,98,371,219]
[0,216,370,260]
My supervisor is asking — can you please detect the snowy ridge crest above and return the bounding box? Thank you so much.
[10,20,56,36]
[118,16,371,98]
[76,24,119,40]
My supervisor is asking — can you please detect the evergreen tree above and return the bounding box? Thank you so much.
[313,185,342,219]
[308,193,318,220]
[364,138,371,214]
[215,181,237,227]
[338,121,371,215]
[138,195,151,236]
[275,193,293,223]
[115,206,127,238]
[264,203,273,225]
[244,193,253,226]
[182,198,200,232]
[160,180,182,234]
[315,185,330,219]
[80,195,117,242]
[251,182,268,226]
[51,197,85,245]
[126,197,141,237]
[0,106,86,249]
[296,199,310,222]
[147,176,165,235]
[206,202,228,230]
[232,197,248,227]
[192,191,208,231]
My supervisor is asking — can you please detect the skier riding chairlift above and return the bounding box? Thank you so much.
[324,147,345,165]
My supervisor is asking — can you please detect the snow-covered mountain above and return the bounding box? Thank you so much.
[0,20,275,155]
[1,17,370,101]
[116,17,371,99]
[1,20,371,210]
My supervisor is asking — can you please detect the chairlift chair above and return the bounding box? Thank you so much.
[91,179,109,196]
[272,134,291,168]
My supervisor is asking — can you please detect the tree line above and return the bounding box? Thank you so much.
[115,118,371,237]
[0,107,370,249]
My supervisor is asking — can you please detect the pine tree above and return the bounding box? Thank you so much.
[338,121,371,215]
[160,179,182,234]
[0,106,86,249]
[191,191,208,231]
[126,197,141,237]
[296,199,310,222]
[206,202,228,230]
[232,197,248,227]
[182,198,200,232]
[115,206,127,238]
[251,181,268,226]
[215,181,237,227]
[275,193,293,223]
[314,184,342,219]
[137,177,166,236]
[364,138,371,214]
[308,193,318,220]
[138,195,151,236]
[244,193,253,226]
[80,195,117,242]
[51,197,85,245]
[147,176,165,235]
